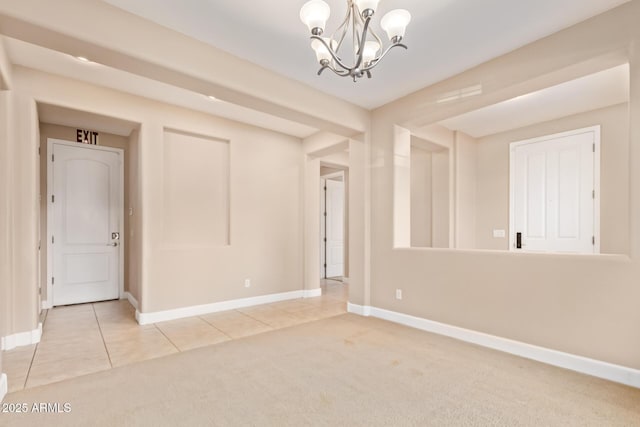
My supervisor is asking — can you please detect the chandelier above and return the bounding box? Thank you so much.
[300,0,411,82]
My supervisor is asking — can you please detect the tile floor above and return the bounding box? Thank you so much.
[3,279,347,393]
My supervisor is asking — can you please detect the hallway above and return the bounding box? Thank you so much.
[3,280,347,392]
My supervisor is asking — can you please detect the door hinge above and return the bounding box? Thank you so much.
[51,195,55,203]
[592,236,595,245]
[52,235,55,244]
[323,211,327,217]
[38,146,41,155]
[592,143,595,153]
[52,277,55,285]
[52,153,55,162]
[323,237,327,242]
[592,190,595,199]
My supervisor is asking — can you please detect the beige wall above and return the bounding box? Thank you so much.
[38,123,134,304]
[475,103,629,253]
[4,90,40,340]
[454,131,477,249]
[127,130,142,303]
[0,88,9,394]
[410,143,451,248]
[371,1,640,369]
[431,151,450,248]
[411,146,433,247]
[2,66,306,330]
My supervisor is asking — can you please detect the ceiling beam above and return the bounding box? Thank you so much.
[0,0,369,137]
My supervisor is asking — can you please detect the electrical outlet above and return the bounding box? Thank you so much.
[395,289,402,300]
[244,279,251,288]
[493,229,506,238]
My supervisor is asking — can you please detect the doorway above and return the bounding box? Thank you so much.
[47,139,124,306]
[509,126,600,253]
[320,171,345,279]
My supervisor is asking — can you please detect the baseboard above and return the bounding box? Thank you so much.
[0,322,42,351]
[347,304,640,389]
[342,277,350,284]
[41,300,52,310]
[122,292,139,311]
[136,289,316,325]
[347,302,370,316]
[303,288,322,298]
[0,373,7,403]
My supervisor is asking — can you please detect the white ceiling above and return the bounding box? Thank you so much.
[437,64,629,138]
[102,0,629,109]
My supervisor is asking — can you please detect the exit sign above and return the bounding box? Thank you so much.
[77,129,99,145]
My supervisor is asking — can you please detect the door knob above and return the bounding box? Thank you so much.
[107,242,118,247]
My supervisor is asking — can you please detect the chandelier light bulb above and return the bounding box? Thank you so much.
[300,0,331,34]
[380,9,411,42]
[354,0,381,17]
[362,40,381,64]
[311,38,337,63]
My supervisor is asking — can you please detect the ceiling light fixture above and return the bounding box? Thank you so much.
[300,0,411,82]
[75,56,91,63]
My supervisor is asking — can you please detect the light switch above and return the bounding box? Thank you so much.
[493,229,506,238]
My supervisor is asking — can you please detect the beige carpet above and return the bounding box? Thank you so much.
[1,314,639,426]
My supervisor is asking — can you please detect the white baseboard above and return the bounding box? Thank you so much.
[347,302,370,316]
[1,323,42,351]
[342,277,350,284]
[122,292,139,311]
[303,288,322,298]
[0,373,7,403]
[347,304,640,389]
[41,300,52,310]
[136,289,315,325]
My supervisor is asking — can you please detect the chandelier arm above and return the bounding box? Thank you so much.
[352,15,372,70]
[369,26,384,50]
[361,43,408,72]
[333,5,352,52]
[318,63,350,77]
[310,35,351,72]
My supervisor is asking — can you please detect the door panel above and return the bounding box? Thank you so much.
[52,142,121,306]
[325,179,344,278]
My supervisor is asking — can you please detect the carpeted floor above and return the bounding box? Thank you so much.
[1,314,639,426]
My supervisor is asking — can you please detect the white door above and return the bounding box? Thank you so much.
[50,140,122,306]
[325,179,344,278]
[511,127,598,253]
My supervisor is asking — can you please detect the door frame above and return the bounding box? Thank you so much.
[508,125,601,253]
[320,170,345,279]
[46,138,125,307]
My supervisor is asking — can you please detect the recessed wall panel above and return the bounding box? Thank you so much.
[163,130,230,247]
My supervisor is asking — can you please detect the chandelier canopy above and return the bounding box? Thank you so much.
[300,0,411,82]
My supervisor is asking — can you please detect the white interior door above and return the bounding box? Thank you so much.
[511,127,598,253]
[50,140,122,306]
[325,178,344,278]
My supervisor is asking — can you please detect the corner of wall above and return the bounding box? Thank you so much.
[0,373,8,403]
